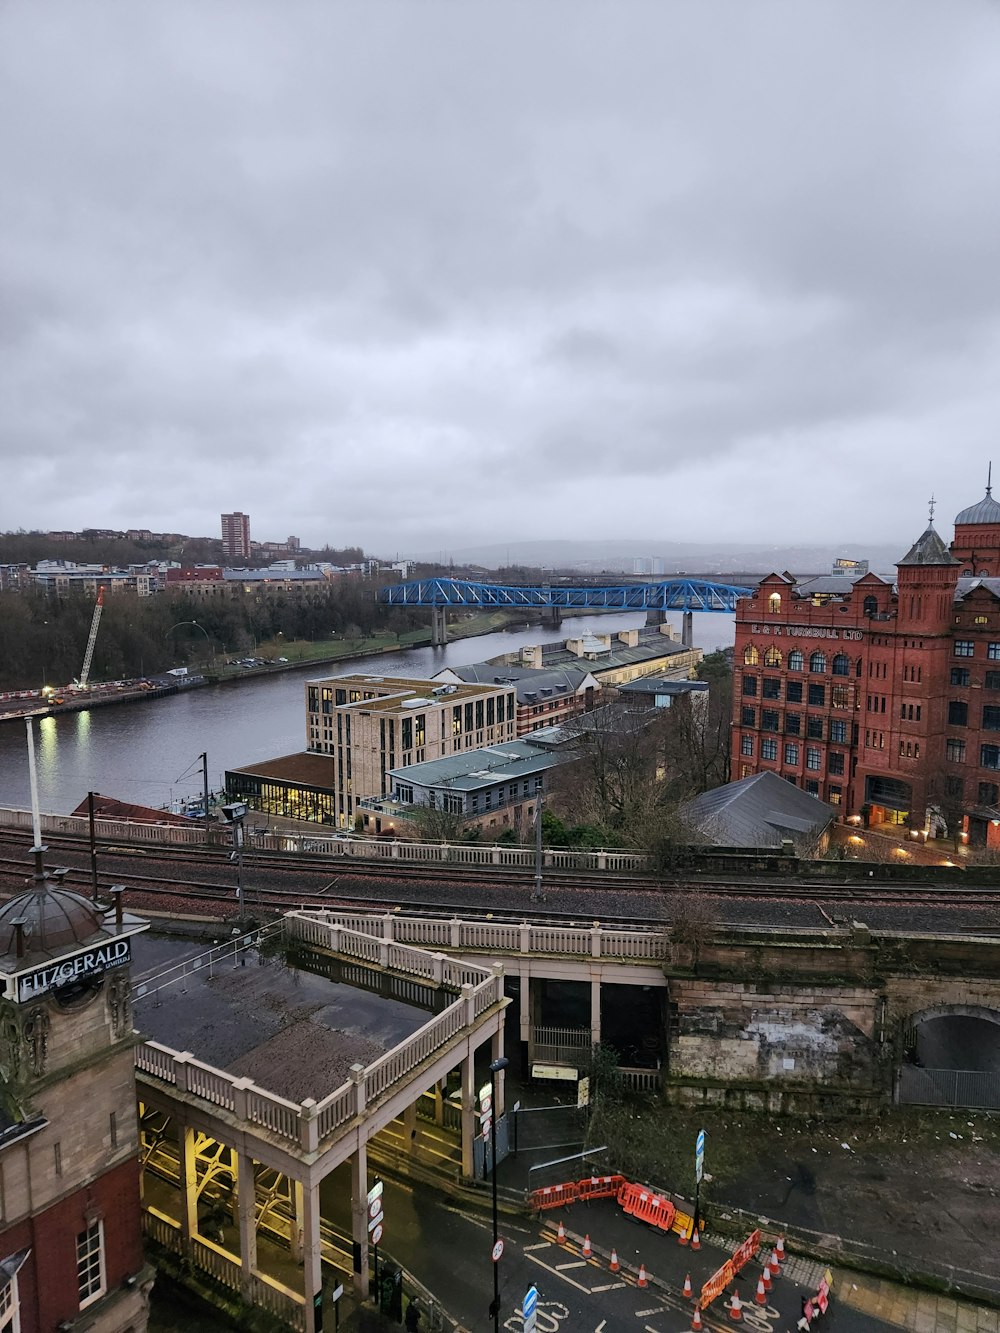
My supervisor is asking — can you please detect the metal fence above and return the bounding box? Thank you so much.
[897,1064,1000,1110]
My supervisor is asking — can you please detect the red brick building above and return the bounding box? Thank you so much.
[731,486,1000,846]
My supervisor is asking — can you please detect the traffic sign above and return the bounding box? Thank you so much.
[367,1180,383,1205]
[371,1222,383,1246]
[492,1238,504,1262]
[695,1128,706,1184]
[522,1285,538,1333]
[479,1081,494,1141]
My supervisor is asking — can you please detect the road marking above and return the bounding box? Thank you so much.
[589,1281,627,1293]
[635,1309,665,1318]
[594,1322,606,1333]
[555,1261,588,1270]
[524,1252,593,1294]
[523,1242,552,1253]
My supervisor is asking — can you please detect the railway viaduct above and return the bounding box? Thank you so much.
[316,911,1000,1113]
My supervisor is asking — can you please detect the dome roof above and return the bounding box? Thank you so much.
[955,489,1000,526]
[0,886,104,961]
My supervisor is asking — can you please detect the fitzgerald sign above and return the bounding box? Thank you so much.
[13,938,132,1003]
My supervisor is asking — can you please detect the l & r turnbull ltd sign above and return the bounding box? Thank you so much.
[9,938,132,1003]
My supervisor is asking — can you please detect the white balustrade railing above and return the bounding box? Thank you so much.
[191,1238,242,1292]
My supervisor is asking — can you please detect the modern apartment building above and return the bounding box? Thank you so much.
[220,511,251,562]
[306,674,517,827]
[731,484,1000,847]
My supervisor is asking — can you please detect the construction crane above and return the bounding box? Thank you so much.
[77,586,105,690]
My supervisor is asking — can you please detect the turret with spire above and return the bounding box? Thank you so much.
[952,463,1000,576]
[896,496,960,633]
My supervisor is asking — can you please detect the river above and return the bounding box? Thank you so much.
[0,612,734,813]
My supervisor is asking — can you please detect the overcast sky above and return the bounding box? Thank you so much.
[2,2,999,558]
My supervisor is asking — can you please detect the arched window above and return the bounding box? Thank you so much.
[767,593,781,614]
[832,653,850,677]
[743,645,760,666]
[809,651,827,673]
[763,647,782,667]
[788,650,804,672]
[862,595,878,617]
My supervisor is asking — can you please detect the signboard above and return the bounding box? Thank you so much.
[576,1077,590,1109]
[531,1063,578,1081]
[12,937,132,1003]
[479,1081,493,1141]
[367,1180,384,1248]
[492,1239,504,1262]
[522,1285,538,1333]
[695,1128,705,1184]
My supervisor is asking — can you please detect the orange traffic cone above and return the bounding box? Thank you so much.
[678,1220,690,1246]
[755,1276,767,1306]
[775,1235,785,1263]
[768,1249,780,1280]
[637,1263,648,1288]
[691,1307,703,1331]
[609,1248,619,1273]
[683,1273,693,1300]
[556,1220,566,1244]
[762,1260,773,1293]
[728,1289,742,1321]
[691,1224,701,1252]
[582,1234,592,1259]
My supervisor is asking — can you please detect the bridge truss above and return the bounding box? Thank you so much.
[379,576,755,612]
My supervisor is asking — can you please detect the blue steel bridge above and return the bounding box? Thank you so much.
[379,576,756,645]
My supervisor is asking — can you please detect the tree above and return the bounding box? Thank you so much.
[406,803,474,843]
[663,886,718,973]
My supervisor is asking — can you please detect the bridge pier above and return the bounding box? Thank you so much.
[544,606,562,629]
[681,610,693,647]
[645,609,669,627]
[430,606,448,646]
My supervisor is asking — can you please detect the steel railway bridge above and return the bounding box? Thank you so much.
[379,576,756,644]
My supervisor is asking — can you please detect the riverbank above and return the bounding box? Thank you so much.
[0,609,527,726]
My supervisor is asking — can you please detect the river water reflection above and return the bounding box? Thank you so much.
[0,612,734,813]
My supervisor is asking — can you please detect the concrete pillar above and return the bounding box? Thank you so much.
[290,1178,304,1263]
[351,1144,370,1298]
[236,1151,258,1298]
[179,1124,198,1250]
[519,969,531,1044]
[590,977,602,1047]
[645,608,669,626]
[301,1175,323,1315]
[682,610,693,647]
[491,1025,506,1117]
[402,1100,418,1154]
[460,1047,476,1179]
[431,606,448,646]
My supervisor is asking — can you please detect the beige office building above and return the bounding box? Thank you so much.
[306,674,517,827]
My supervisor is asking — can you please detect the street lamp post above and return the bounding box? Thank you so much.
[488,1055,509,1333]
[166,620,214,671]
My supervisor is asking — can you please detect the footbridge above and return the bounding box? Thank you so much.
[379,576,756,644]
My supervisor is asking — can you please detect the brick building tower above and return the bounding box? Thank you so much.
[731,484,1000,847]
[0,852,152,1331]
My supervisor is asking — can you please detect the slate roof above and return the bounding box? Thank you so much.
[897,525,959,567]
[684,770,836,848]
[389,741,566,792]
[436,663,598,704]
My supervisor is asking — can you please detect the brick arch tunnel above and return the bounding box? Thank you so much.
[897,1004,1000,1110]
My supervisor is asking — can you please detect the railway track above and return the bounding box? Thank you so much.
[2,825,999,920]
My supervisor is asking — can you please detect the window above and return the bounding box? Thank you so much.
[0,1274,20,1333]
[788,650,804,672]
[806,747,822,771]
[829,719,847,744]
[979,782,999,804]
[805,779,820,795]
[784,743,799,765]
[977,616,991,626]
[984,706,1000,731]
[832,654,850,676]
[741,705,756,727]
[981,745,1000,771]
[946,739,966,762]
[785,713,801,735]
[945,776,963,799]
[831,685,851,709]
[786,680,803,703]
[809,652,827,673]
[807,683,825,707]
[741,735,754,756]
[761,709,780,732]
[987,672,1000,690]
[767,592,782,614]
[743,676,758,697]
[951,668,970,686]
[954,640,974,657]
[989,643,1000,661]
[743,645,760,666]
[828,752,845,775]
[828,785,842,805]
[762,677,781,699]
[807,716,824,739]
[948,701,969,726]
[764,647,782,668]
[77,1220,105,1307]
[761,738,778,761]
[395,783,414,804]
[863,595,878,616]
